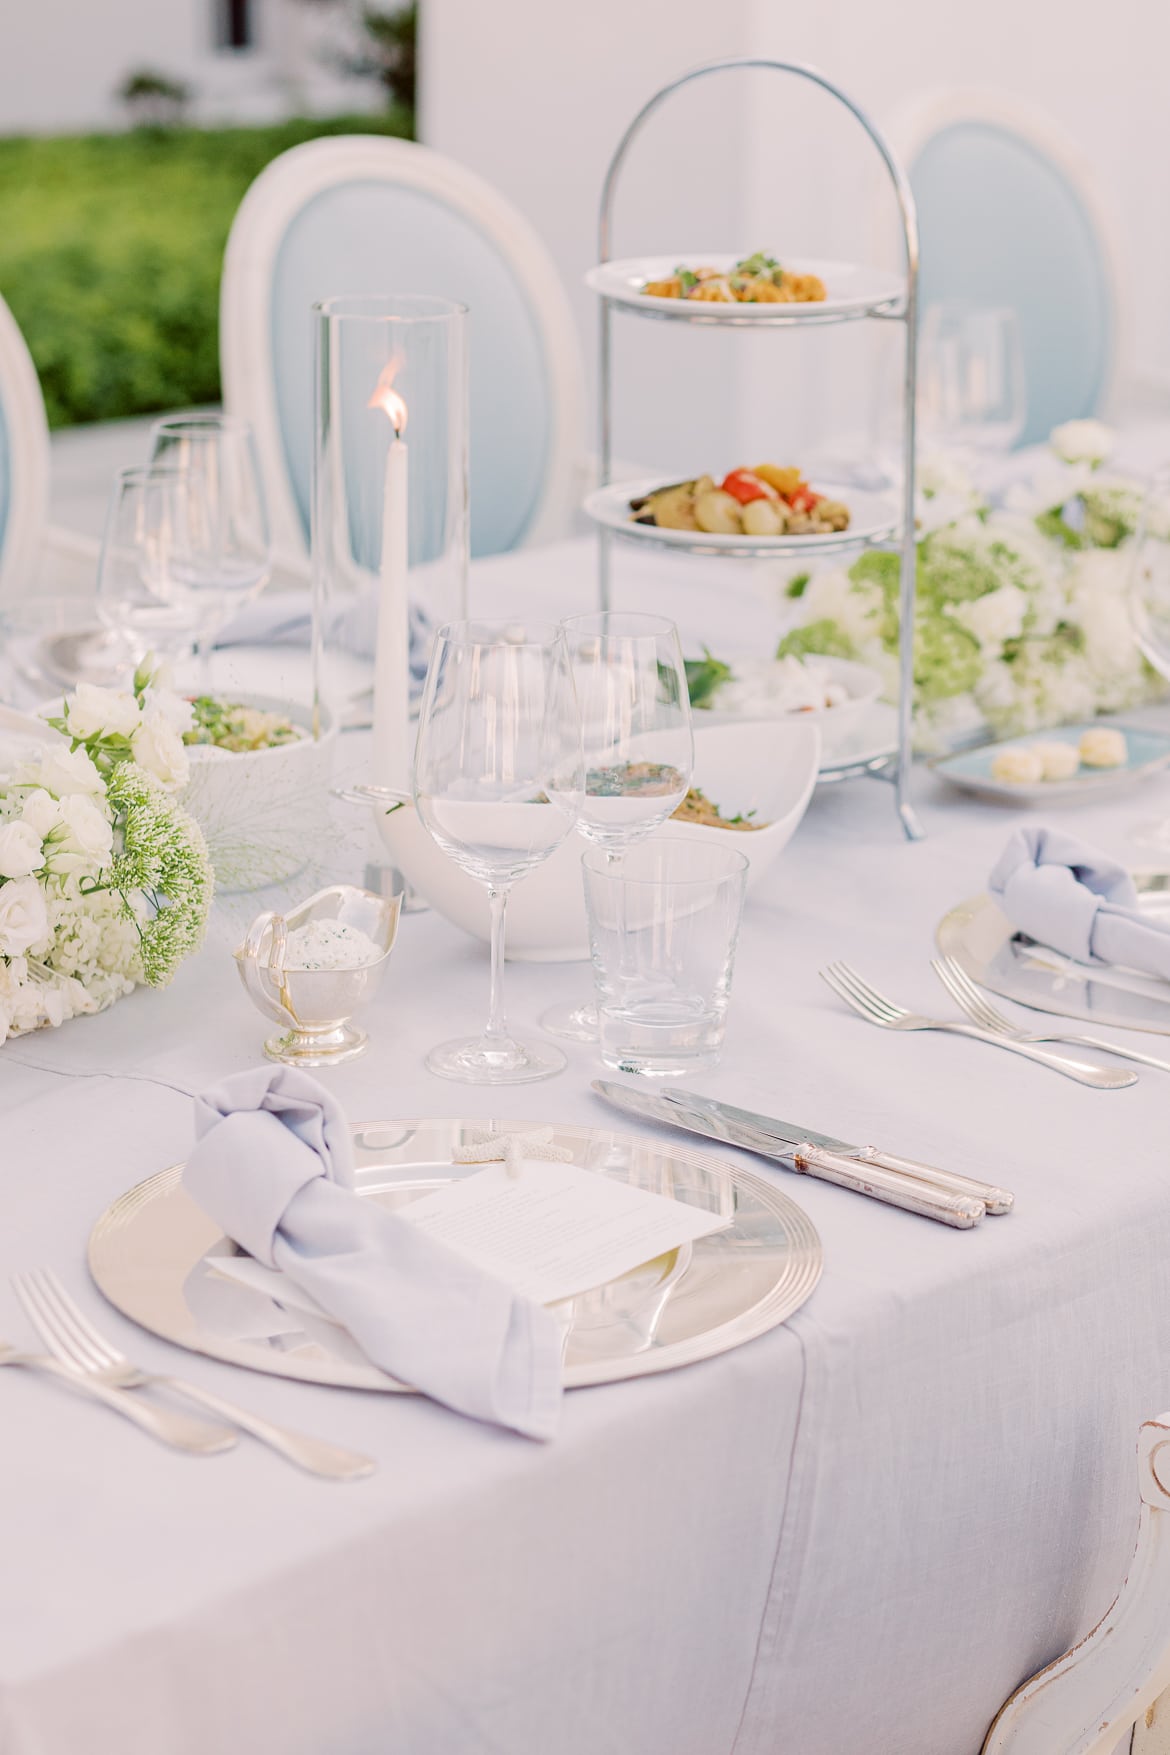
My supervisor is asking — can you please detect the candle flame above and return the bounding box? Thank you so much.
[368,358,408,435]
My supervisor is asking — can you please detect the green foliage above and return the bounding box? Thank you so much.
[684,649,733,707]
[776,619,858,662]
[0,113,413,427]
[348,5,418,112]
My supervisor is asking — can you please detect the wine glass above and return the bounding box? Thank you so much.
[95,466,208,672]
[147,413,272,681]
[413,619,584,1084]
[542,611,694,1042]
[919,303,1026,457]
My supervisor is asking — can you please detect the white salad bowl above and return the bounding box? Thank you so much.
[360,717,821,963]
[703,654,883,758]
[180,696,338,892]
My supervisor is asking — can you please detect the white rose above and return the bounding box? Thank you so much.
[131,708,190,790]
[0,820,45,879]
[1051,419,1115,467]
[64,683,141,742]
[34,745,106,799]
[147,687,195,737]
[0,875,49,958]
[20,789,63,838]
[45,793,115,875]
[954,585,1029,653]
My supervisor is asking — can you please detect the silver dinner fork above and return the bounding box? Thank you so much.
[13,1272,376,1481]
[932,955,1170,1075]
[820,961,1137,1089]
[0,1338,236,1454]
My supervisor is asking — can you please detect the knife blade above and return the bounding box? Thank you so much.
[592,1080,1012,1226]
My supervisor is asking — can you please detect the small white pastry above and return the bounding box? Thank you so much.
[1079,727,1128,769]
[990,745,1045,785]
[1031,740,1081,782]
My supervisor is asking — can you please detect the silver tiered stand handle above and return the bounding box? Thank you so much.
[594,55,922,841]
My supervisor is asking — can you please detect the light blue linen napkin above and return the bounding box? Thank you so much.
[988,825,1170,979]
[183,1067,563,1439]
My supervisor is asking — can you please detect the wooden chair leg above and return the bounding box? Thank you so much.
[983,1415,1170,1755]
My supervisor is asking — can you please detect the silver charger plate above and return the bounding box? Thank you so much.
[87,1118,823,1392]
[937,879,1170,1034]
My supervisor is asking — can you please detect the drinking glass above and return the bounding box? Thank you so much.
[583,837,748,1077]
[413,619,584,1084]
[148,413,271,676]
[95,466,208,669]
[542,611,694,1042]
[919,303,1026,456]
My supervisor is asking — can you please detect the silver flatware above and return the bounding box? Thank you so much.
[821,961,1136,1090]
[592,1079,1000,1228]
[0,1337,235,1454]
[933,955,1170,1075]
[15,1271,375,1481]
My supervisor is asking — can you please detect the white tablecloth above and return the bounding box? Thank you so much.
[3,538,1170,1755]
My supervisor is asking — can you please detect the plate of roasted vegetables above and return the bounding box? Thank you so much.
[586,252,904,322]
[585,465,897,555]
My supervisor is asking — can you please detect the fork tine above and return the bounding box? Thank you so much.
[39,1271,123,1369]
[933,958,1007,1031]
[819,965,877,1021]
[830,962,904,1022]
[17,1272,106,1373]
[32,1272,113,1371]
[822,963,893,1022]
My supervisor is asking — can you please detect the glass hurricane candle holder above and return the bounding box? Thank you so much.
[311,295,469,791]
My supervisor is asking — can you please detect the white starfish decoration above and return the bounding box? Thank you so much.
[451,1126,574,1180]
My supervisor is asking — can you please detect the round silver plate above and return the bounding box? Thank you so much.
[87,1118,823,1392]
[937,882,1170,1035]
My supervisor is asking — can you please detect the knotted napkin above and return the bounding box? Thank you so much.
[988,825,1170,979]
[183,1067,563,1439]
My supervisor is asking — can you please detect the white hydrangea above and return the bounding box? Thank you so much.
[798,568,885,646]
[953,585,1029,653]
[1051,419,1115,466]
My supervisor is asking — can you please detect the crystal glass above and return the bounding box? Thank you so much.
[543,611,694,1042]
[147,414,271,680]
[413,619,584,1084]
[583,836,748,1077]
[312,294,469,793]
[919,303,1026,456]
[95,466,208,669]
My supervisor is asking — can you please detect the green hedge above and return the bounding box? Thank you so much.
[0,113,412,428]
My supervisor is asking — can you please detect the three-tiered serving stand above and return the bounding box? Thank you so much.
[586,56,923,839]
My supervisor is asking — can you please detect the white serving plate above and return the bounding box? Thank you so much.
[699,655,883,758]
[88,1119,823,1392]
[372,717,821,962]
[586,255,905,323]
[585,476,899,558]
[815,702,900,781]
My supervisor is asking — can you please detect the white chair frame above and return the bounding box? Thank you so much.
[219,134,588,573]
[0,292,51,601]
[885,88,1128,421]
[983,1411,1170,1754]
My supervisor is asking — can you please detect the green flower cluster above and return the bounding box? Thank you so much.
[106,763,213,986]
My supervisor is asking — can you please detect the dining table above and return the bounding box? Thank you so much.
[2,531,1170,1755]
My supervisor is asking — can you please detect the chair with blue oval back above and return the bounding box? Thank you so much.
[904,95,1116,446]
[0,291,51,606]
[219,135,587,574]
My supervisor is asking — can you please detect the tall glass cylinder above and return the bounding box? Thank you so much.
[311,295,469,788]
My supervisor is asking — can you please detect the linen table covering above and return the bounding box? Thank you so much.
[1,539,1169,1755]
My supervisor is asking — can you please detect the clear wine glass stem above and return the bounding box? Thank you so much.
[485,885,510,1045]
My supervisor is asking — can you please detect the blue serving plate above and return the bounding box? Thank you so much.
[930,723,1170,804]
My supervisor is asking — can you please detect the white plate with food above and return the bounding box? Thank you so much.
[687,652,883,758]
[586,469,898,557]
[815,703,900,780]
[929,724,1170,804]
[586,252,905,322]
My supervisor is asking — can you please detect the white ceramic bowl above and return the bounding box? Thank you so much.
[703,655,883,758]
[371,716,821,962]
[181,696,338,892]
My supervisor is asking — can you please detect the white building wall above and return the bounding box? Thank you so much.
[421,0,1170,477]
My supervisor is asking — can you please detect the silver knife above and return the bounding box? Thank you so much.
[592,1081,1013,1228]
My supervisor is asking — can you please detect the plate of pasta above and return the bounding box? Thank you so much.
[586,252,905,322]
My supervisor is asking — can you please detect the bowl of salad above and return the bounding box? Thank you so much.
[180,693,337,891]
[686,651,882,756]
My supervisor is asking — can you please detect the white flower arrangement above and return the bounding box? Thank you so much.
[0,660,213,1043]
[775,423,1166,753]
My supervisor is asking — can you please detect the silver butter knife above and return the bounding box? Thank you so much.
[592,1081,1013,1228]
